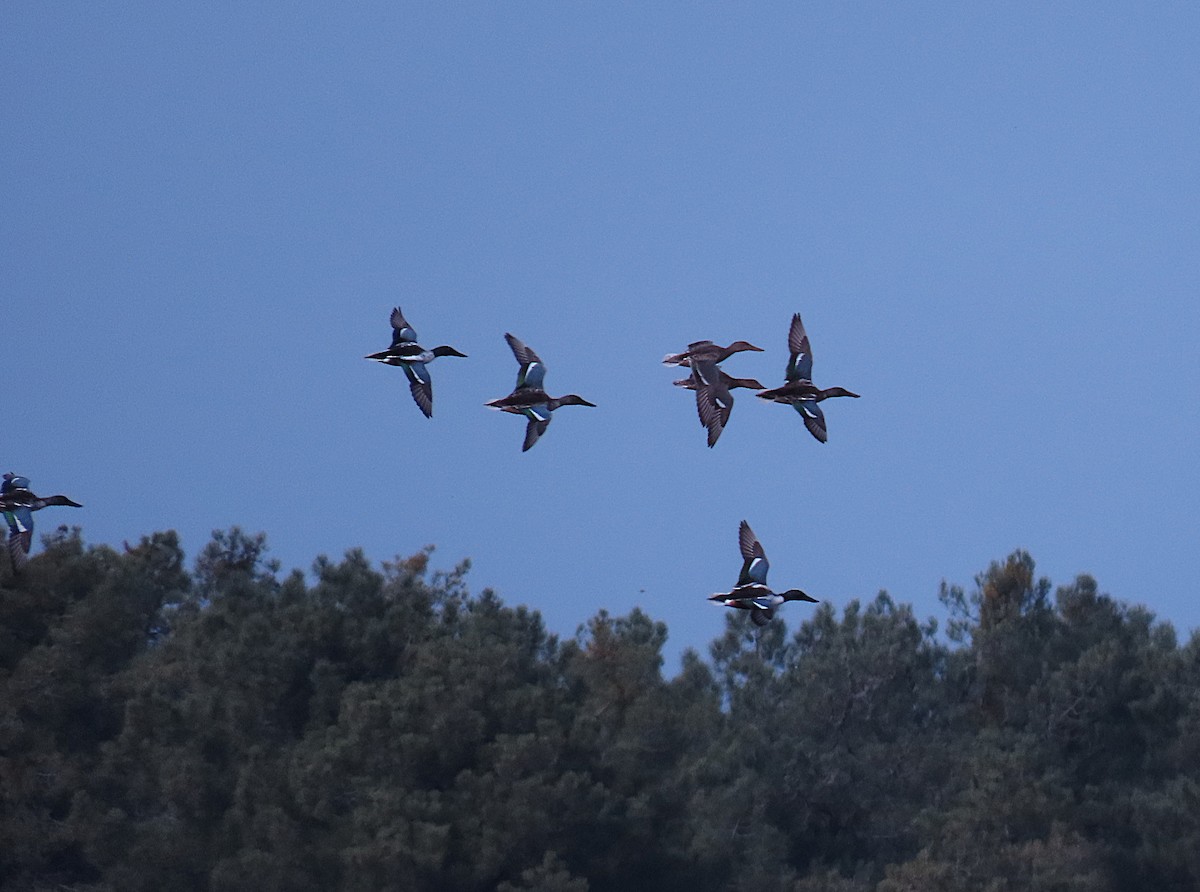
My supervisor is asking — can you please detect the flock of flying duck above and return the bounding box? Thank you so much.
[363,306,858,450]
[363,307,595,451]
[364,306,859,627]
[2,308,857,629]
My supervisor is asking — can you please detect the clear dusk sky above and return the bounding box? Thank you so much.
[4,3,1198,665]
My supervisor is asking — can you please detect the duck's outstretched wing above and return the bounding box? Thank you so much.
[793,399,827,443]
[785,313,813,383]
[695,386,731,447]
[504,333,546,391]
[403,363,434,418]
[389,307,419,346]
[4,507,33,571]
[7,530,30,571]
[522,417,551,452]
[737,521,769,586]
[691,359,733,447]
[750,604,776,626]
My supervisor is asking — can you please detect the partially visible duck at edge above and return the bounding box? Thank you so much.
[756,312,859,443]
[365,306,467,418]
[1,472,82,572]
[487,333,596,452]
[708,520,818,626]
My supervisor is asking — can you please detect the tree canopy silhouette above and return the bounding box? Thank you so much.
[2,527,1196,891]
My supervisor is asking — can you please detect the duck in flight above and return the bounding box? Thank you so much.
[672,371,763,395]
[1,473,82,571]
[664,340,764,448]
[365,307,467,418]
[487,333,596,451]
[756,313,859,443]
[662,339,763,367]
[708,520,818,626]
[689,362,762,448]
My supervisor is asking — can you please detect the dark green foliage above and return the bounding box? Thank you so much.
[1,531,1197,891]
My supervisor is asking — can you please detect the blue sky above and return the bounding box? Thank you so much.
[4,3,1198,665]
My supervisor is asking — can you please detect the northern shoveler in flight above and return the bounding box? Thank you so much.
[689,362,761,448]
[664,340,764,448]
[365,307,467,418]
[708,520,818,626]
[486,333,595,451]
[1,473,82,571]
[662,339,763,367]
[756,313,859,442]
